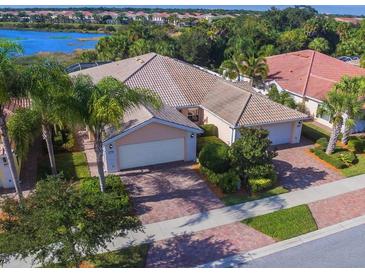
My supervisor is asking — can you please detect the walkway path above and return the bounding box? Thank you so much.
[103,174,365,252]
[76,131,98,176]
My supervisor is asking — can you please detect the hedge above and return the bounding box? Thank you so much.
[315,137,328,150]
[302,123,330,141]
[200,124,218,137]
[310,148,347,169]
[248,178,273,193]
[197,136,226,154]
[199,143,231,173]
[200,166,239,193]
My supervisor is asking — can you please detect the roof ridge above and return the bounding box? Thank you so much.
[234,92,252,127]
[302,50,316,97]
[123,53,158,83]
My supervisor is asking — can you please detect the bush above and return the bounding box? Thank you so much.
[334,151,357,167]
[199,143,231,173]
[348,138,365,153]
[200,124,218,137]
[79,175,126,195]
[310,148,347,169]
[200,166,239,193]
[197,136,226,154]
[246,164,276,180]
[316,137,328,150]
[302,123,330,141]
[249,178,273,193]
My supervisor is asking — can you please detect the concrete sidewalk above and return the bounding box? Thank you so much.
[104,174,365,252]
[4,174,365,267]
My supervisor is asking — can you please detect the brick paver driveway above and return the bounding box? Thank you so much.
[146,222,275,267]
[273,138,344,190]
[121,163,224,224]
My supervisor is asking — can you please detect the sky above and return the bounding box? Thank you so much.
[1,5,365,16]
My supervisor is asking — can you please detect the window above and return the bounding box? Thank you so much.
[187,108,199,122]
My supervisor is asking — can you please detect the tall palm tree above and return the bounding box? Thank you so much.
[72,75,162,192]
[219,53,244,81]
[240,50,269,87]
[334,76,365,145]
[317,89,348,155]
[0,40,24,201]
[26,60,74,175]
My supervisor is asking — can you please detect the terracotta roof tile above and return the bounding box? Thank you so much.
[267,50,365,101]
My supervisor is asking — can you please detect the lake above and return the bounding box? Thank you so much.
[0,29,106,55]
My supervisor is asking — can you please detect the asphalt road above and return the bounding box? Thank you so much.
[240,224,365,268]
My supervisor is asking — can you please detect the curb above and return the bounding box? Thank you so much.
[197,214,365,268]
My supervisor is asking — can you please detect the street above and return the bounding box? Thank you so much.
[240,223,365,267]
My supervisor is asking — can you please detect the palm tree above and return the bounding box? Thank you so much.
[72,75,162,192]
[317,89,348,155]
[240,50,269,87]
[25,60,74,175]
[0,40,24,201]
[334,76,365,145]
[219,53,244,81]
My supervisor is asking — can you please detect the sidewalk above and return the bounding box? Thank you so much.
[103,174,365,252]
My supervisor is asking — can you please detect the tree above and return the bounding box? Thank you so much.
[129,39,151,57]
[26,60,75,175]
[240,50,269,86]
[267,85,297,109]
[317,88,349,154]
[229,127,277,195]
[96,34,130,61]
[0,40,24,201]
[8,108,41,161]
[0,175,142,267]
[219,53,244,81]
[278,28,308,52]
[308,37,330,53]
[360,55,365,68]
[334,76,365,144]
[72,75,162,192]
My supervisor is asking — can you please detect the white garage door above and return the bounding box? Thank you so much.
[262,123,292,145]
[119,138,185,170]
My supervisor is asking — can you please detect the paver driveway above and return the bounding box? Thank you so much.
[120,163,224,224]
[273,138,344,190]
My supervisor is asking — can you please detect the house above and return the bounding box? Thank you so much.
[0,98,31,189]
[265,50,365,131]
[70,53,307,171]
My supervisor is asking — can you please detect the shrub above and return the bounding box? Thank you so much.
[315,137,328,150]
[79,175,126,195]
[246,164,276,180]
[249,178,273,193]
[302,123,330,142]
[334,151,357,166]
[200,166,239,193]
[200,124,218,137]
[310,148,347,169]
[347,138,365,153]
[199,143,231,173]
[197,136,226,154]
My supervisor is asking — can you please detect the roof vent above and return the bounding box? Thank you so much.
[136,58,145,64]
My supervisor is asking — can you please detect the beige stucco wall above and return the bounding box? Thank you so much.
[202,108,233,145]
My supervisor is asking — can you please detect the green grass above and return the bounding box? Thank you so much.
[222,186,288,206]
[302,122,331,141]
[242,205,318,240]
[341,154,365,177]
[89,244,149,268]
[38,151,90,181]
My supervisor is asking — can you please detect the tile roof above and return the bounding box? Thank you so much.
[72,53,307,128]
[104,104,202,141]
[267,50,365,101]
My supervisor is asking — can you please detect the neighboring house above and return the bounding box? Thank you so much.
[265,50,365,131]
[70,53,307,172]
[0,98,30,189]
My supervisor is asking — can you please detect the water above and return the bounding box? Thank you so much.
[0,29,106,55]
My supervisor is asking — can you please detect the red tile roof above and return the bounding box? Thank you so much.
[266,50,365,101]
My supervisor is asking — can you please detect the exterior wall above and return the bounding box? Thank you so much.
[104,122,197,172]
[234,121,303,145]
[202,108,234,145]
[0,153,20,189]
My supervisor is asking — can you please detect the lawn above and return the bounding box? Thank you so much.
[242,205,318,240]
[38,151,90,181]
[341,154,365,177]
[222,186,288,206]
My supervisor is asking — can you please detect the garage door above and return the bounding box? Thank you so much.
[119,138,185,170]
[262,123,292,145]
